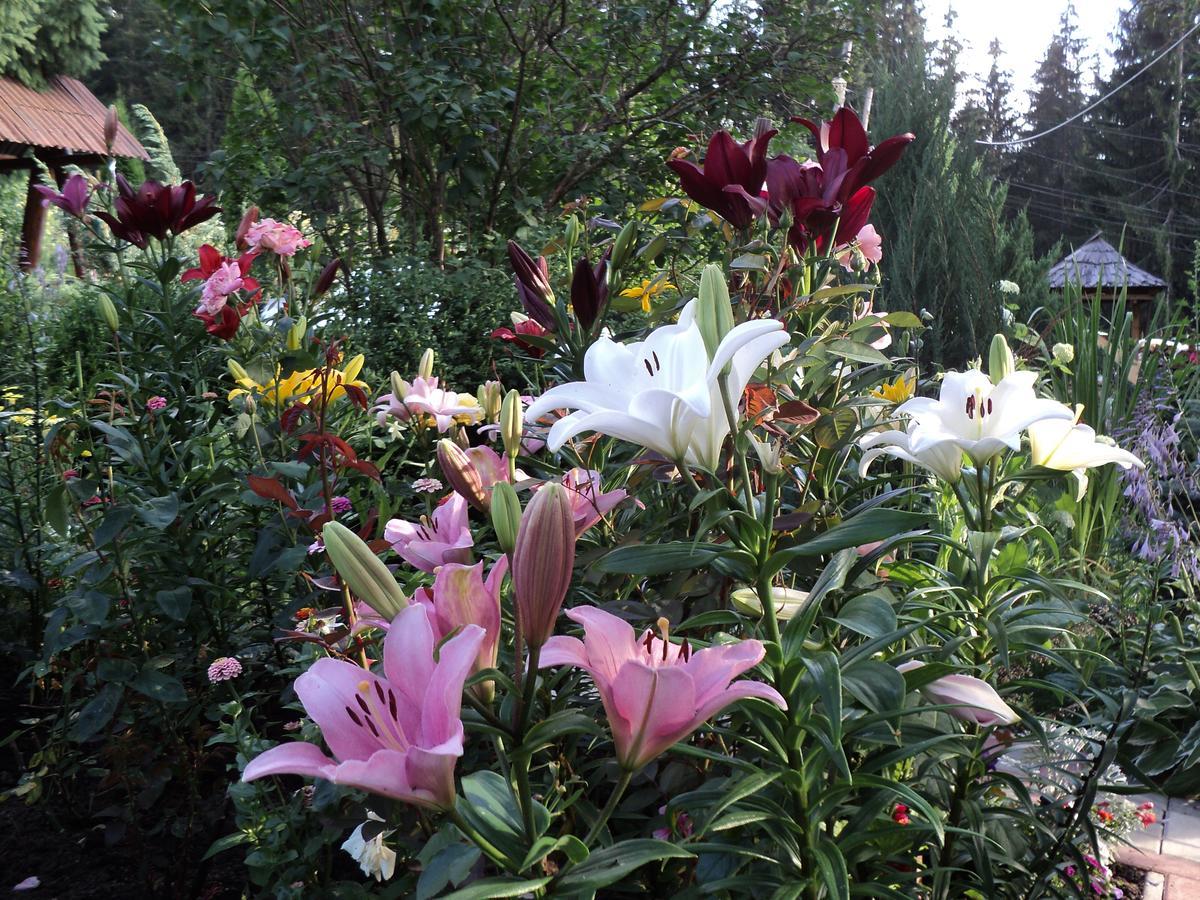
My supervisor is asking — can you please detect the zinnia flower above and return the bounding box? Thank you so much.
[207,657,243,683]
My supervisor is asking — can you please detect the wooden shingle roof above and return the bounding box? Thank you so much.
[1046,233,1166,290]
[0,74,147,161]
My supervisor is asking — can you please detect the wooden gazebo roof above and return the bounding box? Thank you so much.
[0,74,147,170]
[1046,233,1166,291]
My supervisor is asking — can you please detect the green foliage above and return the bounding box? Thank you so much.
[131,103,181,184]
[0,0,106,87]
[210,67,288,226]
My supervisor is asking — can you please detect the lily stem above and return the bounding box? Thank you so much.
[513,643,542,844]
[583,769,633,847]
[449,806,515,873]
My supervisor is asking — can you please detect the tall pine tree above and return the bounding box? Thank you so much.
[1011,4,1093,254]
[1081,0,1200,293]
[0,0,106,87]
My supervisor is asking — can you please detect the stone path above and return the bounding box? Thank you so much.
[1116,794,1200,899]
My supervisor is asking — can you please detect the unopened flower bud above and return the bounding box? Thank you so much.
[730,586,809,620]
[103,105,118,153]
[235,206,259,251]
[437,439,488,512]
[610,220,637,272]
[490,481,521,555]
[322,521,407,619]
[244,395,256,414]
[389,370,409,400]
[228,359,250,382]
[564,214,583,248]
[96,294,119,332]
[477,380,503,422]
[313,258,342,298]
[500,390,523,459]
[696,264,735,361]
[512,483,575,649]
[418,348,435,379]
[287,315,307,351]
[988,333,1015,384]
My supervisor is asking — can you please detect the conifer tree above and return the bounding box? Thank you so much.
[0,0,106,87]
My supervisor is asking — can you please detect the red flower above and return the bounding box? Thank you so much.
[194,298,257,340]
[182,244,260,291]
[892,804,911,826]
[95,175,220,248]
[491,317,549,357]
[667,118,778,230]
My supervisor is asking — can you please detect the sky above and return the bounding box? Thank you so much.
[922,0,1128,115]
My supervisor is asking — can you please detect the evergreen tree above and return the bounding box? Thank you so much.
[869,7,1049,366]
[955,40,1018,176]
[0,0,106,87]
[1010,4,1093,254]
[212,68,289,227]
[1080,0,1200,294]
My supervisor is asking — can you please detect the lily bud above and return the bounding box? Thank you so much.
[477,380,503,422]
[313,258,342,298]
[235,206,259,251]
[564,214,583,249]
[696,264,735,360]
[228,359,249,382]
[286,315,307,351]
[418,348,435,379]
[500,390,523,460]
[512,483,575,650]
[490,481,521,555]
[103,105,118,153]
[322,521,407,620]
[437,439,489,512]
[988,334,1016,384]
[389,370,409,400]
[610,220,638,272]
[96,294,120,332]
[730,586,809,620]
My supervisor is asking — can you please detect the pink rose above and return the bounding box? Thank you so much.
[245,218,312,257]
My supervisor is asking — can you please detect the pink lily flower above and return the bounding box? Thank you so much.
[541,606,786,770]
[403,376,482,433]
[898,661,1019,727]
[413,556,508,700]
[384,493,474,572]
[559,468,628,536]
[242,604,483,809]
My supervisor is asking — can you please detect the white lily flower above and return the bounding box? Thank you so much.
[859,418,968,483]
[524,300,789,469]
[1027,413,1143,500]
[341,811,396,882]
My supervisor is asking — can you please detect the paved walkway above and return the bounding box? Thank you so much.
[1116,794,1200,899]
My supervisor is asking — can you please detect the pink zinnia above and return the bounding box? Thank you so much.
[329,495,353,516]
[245,218,312,257]
[146,395,167,412]
[541,606,785,770]
[207,656,243,683]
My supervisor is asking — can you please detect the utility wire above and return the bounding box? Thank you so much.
[977,18,1200,147]
[1015,148,1200,202]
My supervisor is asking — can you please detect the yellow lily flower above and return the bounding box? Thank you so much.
[871,373,916,405]
[619,277,677,313]
[229,354,368,408]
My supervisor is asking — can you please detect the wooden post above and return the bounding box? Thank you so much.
[52,167,88,278]
[18,168,46,271]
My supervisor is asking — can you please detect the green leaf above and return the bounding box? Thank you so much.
[154,586,192,621]
[812,408,857,449]
[458,770,548,861]
[812,838,850,900]
[203,830,252,861]
[842,660,906,714]
[766,509,931,576]
[93,505,134,548]
[136,493,179,529]
[67,590,111,625]
[513,711,601,760]
[131,668,188,704]
[597,542,725,576]
[831,594,896,638]
[417,843,481,899]
[555,839,693,893]
[69,683,123,742]
[730,253,769,270]
[826,339,891,365]
[438,876,553,900]
[45,483,70,536]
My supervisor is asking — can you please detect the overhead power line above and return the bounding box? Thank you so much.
[977,18,1200,148]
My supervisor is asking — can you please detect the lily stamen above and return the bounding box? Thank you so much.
[657,617,670,661]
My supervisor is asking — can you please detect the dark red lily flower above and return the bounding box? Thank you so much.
[570,251,609,331]
[34,174,91,219]
[491,317,548,358]
[95,175,220,248]
[666,118,778,229]
[790,107,914,205]
[507,240,557,331]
